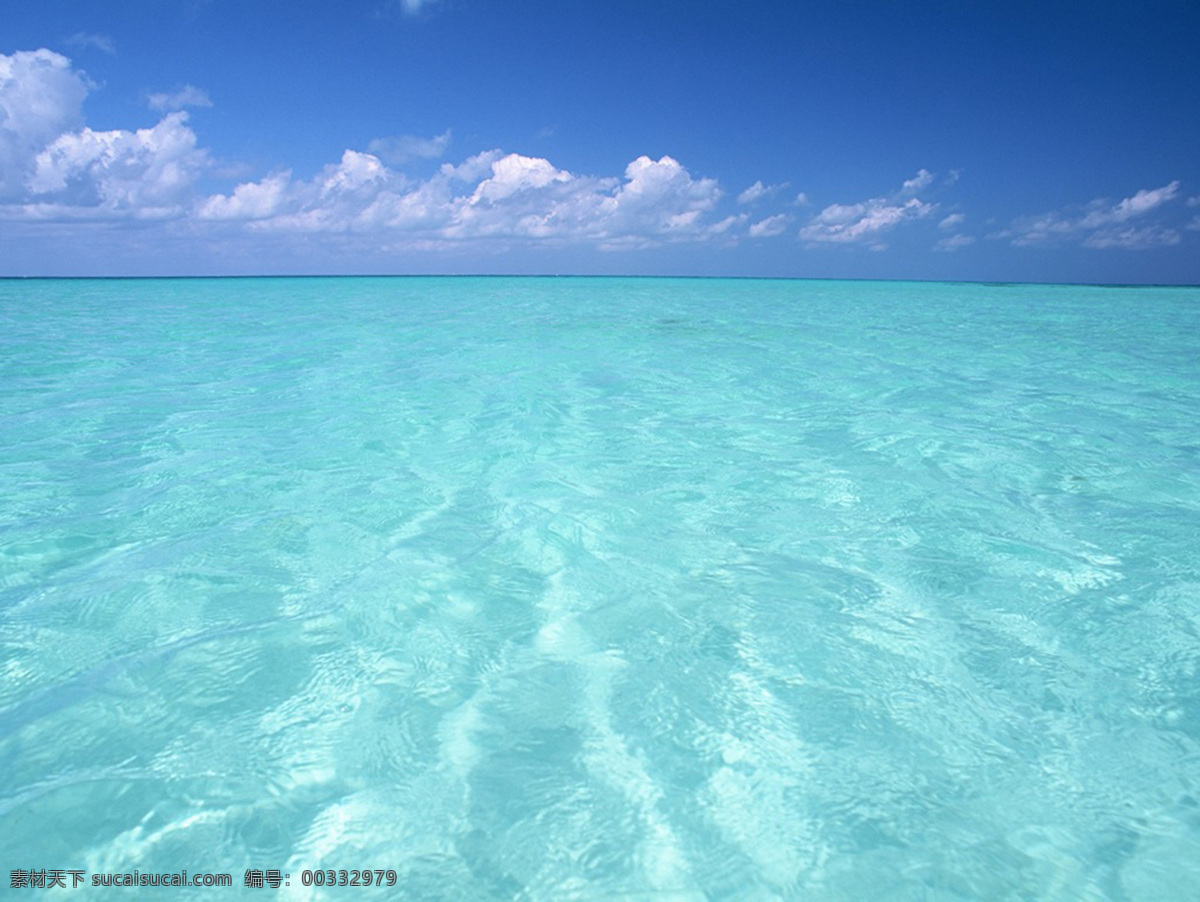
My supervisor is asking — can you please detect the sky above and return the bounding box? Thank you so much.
[1,0,1198,282]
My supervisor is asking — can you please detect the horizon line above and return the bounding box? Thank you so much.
[2,273,1198,289]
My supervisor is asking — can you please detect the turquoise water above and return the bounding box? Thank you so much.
[2,276,1199,900]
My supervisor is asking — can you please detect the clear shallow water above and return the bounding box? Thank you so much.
[2,276,1199,900]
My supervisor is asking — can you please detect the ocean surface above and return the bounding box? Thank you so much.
[2,276,1199,900]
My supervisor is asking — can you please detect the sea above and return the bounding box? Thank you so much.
[2,276,1198,900]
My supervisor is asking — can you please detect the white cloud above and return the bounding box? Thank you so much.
[64,33,116,55]
[939,213,965,230]
[794,191,809,206]
[1188,216,1200,231]
[8,47,1013,261]
[469,152,572,203]
[1079,181,1179,228]
[441,149,504,183]
[901,169,934,194]
[620,155,719,213]
[201,150,410,231]
[737,180,767,204]
[367,130,451,165]
[453,153,721,245]
[0,49,90,199]
[147,85,212,112]
[1008,181,1181,248]
[1,49,206,220]
[801,196,934,245]
[1082,226,1181,250]
[748,214,791,238]
[198,171,291,221]
[1188,196,1200,207]
[737,180,788,205]
[708,213,749,236]
[321,149,389,196]
[193,149,726,250]
[798,170,939,246]
[27,112,208,216]
[934,233,975,251]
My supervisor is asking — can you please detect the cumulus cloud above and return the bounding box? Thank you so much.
[198,171,292,221]
[27,112,208,217]
[737,180,788,205]
[201,150,408,231]
[939,212,965,230]
[195,149,726,249]
[449,152,722,245]
[8,47,725,249]
[1188,196,1200,207]
[0,49,90,199]
[800,171,937,246]
[749,214,791,238]
[9,47,1008,261]
[1007,181,1181,248]
[934,233,975,251]
[367,130,451,165]
[619,155,720,218]
[1,49,207,220]
[468,152,570,203]
[794,191,809,206]
[147,85,212,112]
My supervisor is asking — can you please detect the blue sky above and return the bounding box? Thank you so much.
[2,0,1198,282]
